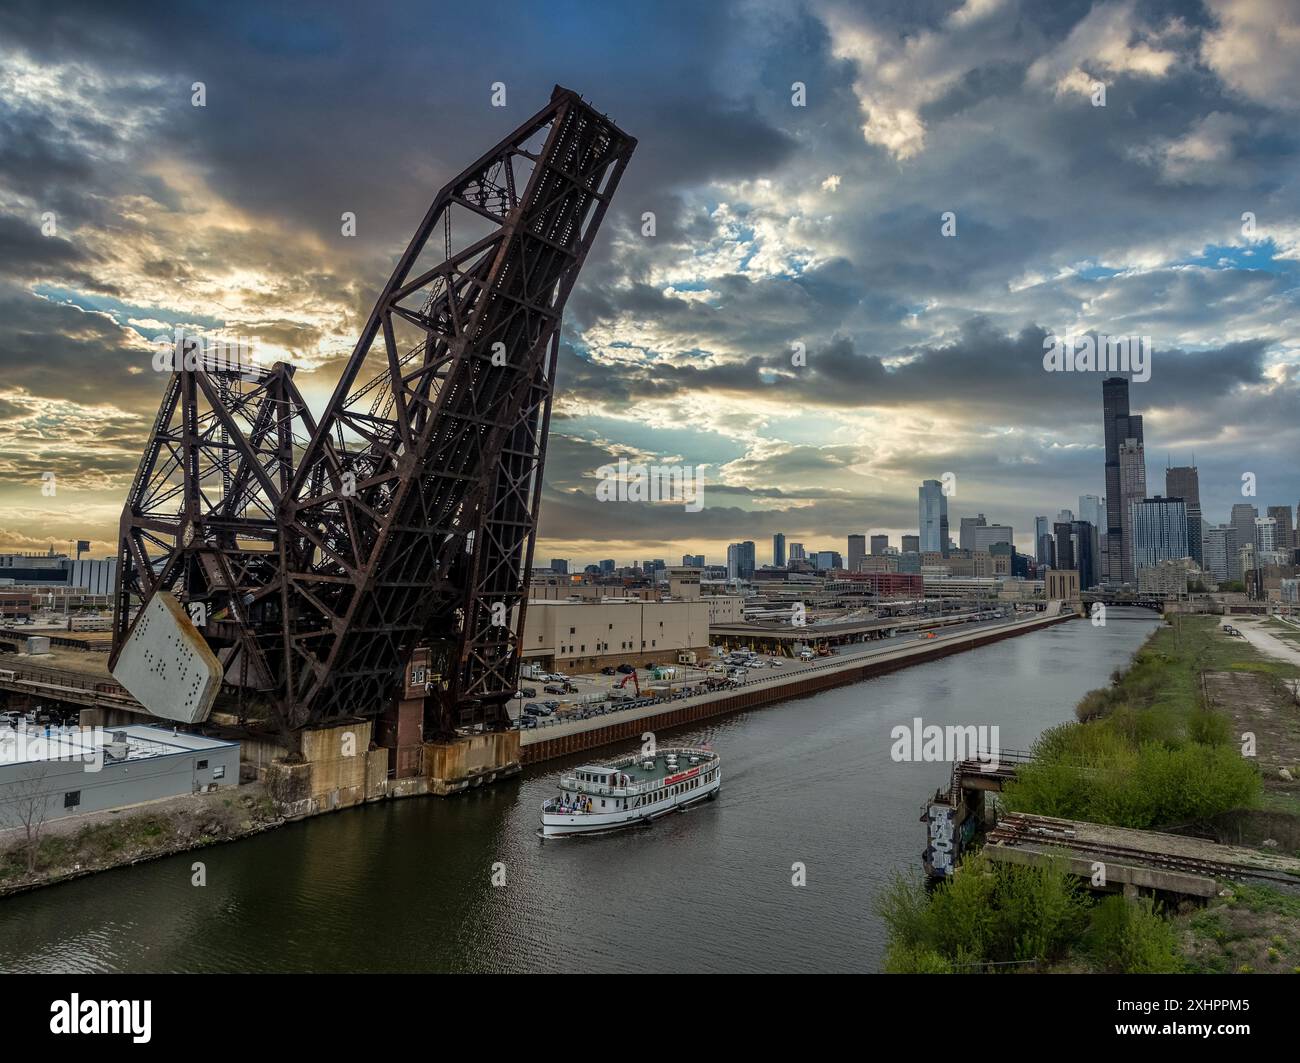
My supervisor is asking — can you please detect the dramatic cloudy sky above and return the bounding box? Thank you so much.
[1,0,1298,567]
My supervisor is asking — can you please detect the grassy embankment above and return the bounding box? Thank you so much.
[881,614,1300,973]
[0,788,280,895]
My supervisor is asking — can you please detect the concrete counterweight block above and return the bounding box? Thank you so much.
[110,591,222,724]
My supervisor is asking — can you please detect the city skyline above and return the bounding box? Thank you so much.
[1,1,1298,569]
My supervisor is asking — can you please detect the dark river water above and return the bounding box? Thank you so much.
[0,611,1159,973]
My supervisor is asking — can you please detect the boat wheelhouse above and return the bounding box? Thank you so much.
[540,747,721,837]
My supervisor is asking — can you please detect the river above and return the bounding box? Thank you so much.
[0,610,1159,973]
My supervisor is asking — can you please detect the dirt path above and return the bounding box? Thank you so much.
[1235,619,1300,672]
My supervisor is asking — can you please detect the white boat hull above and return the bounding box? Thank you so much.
[541,769,721,837]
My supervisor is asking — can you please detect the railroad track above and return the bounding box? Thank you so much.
[989,813,1300,889]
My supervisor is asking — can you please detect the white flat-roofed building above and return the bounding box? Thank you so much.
[0,721,239,828]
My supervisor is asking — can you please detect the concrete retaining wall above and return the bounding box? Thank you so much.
[521,612,1074,765]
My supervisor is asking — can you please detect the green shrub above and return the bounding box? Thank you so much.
[878,854,1089,972]
[1087,894,1182,973]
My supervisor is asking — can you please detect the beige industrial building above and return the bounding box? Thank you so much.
[1045,569,1080,600]
[520,598,712,672]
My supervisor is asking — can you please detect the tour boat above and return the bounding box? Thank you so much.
[540,747,721,837]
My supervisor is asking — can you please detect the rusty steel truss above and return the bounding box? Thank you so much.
[111,87,635,740]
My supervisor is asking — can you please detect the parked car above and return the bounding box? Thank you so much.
[543,684,566,695]
[516,716,537,729]
[616,664,635,674]
[524,704,544,716]
[542,700,561,711]
[519,687,537,698]
[600,666,617,675]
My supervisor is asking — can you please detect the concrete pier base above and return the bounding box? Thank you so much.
[266,720,381,817]
[424,730,521,795]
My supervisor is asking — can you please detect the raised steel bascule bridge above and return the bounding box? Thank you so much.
[108,88,635,747]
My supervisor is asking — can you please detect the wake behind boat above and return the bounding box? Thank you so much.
[541,747,721,837]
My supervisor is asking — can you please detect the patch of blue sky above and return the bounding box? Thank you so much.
[32,284,226,337]
[1182,240,1295,276]
[568,415,744,469]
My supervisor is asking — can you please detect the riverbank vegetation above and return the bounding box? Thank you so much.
[879,853,1182,973]
[0,787,280,895]
[881,615,1300,973]
[1002,615,1299,831]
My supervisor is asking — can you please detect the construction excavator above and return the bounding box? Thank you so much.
[613,669,641,696]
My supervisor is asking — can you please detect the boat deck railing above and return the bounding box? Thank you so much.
[550,752,718,802]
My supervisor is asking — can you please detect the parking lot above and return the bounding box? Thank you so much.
[507,652,807,729]
[506,610,1044,731]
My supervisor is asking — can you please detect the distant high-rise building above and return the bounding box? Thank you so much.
[1131,497,1188,571]
[958,514,986,552]
[901,534,920,553]
[1077,495,1105,533]
[971,524,1013,552]
[1230,504,1259,565]
[1103,377,1144,583]
[1204,525,1239,583]
[789,542,806,562]
[814,550,843,570]
[1055,509,1075,525]
[1117,438,1147,583]
[1266,506,1294,555]
[847,534,866,573]
[1053,522,1074,572]
[1072,520,1100,590]
[1255,516,1279,555]
[1164,466,1201,565]
[679,554,703,568]
[869,534,889,556]
[550,558,569,575]
[726,541,755,580]
[1034,516,1051,566]
[773,533,786,568]
[600,558,616,574]
[919,480,948,556]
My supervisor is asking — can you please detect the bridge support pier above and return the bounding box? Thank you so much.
[424,731,521,796]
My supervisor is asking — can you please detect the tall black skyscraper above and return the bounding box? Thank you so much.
[1103,377,1144,583]
[1166,465,1202,565]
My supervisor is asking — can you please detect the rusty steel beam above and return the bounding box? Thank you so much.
[111,87,635,741]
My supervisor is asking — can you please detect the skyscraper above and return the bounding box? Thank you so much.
[1165,466,1202,565]
[789,542,806,562]
[1102,377,1144,583]
[918,480,948,556]
[726,541,755,580]
[1077,495,1104,534]
[847,534,866,573]
[1266,506,1294,555]
[1255,516,1279,555]
[1118,438,1147,583]
[1203,526,1237,583]
[1053,522,1075,571]
[773,532,786,568]
[1072,520,1099,590]
[1131,497,1189,570]
[1034,516,1051,565]
[959,514,986,552]
[971,524,1013,551]
[869,534,889,555]
[901,534,920,553]
[1230,504,1258,564]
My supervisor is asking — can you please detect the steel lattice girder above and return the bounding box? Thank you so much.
[111,359,318,700]
[278,86,635,732]
[111,87,634,739]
